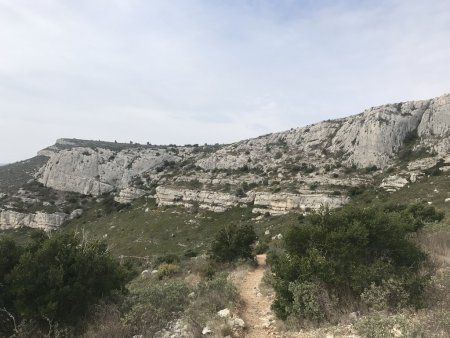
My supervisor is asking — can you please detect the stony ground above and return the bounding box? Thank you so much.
[239,254,279,337]
[238,255,359,338]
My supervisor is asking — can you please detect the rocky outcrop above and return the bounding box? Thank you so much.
[196,94,450,170]
[418,94,450,156]
[328,100,429,168]
[380,175,409,192]
[114,187,146,204]
[36,147,181,196]
[407,157,441,171]
[156,186,349,214]
[69,209,83,220]
[156,186,253,212]
[253,192,349,215]
[0,210,67,231]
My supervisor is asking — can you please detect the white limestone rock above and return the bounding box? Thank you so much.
[407,158,440,171]
[196,95,450,171]
[0,210,67,231]
[217,308,230,318]
[418,94,450,157]
[69,209,83,220]
[231,318,245,328]
[114,187,146,204]
[36,146,180,196]
[202,326,212,335]
[156,186,348,215]
[329,100,428,168]
[155,186,253,211]
[253,192,349,215]
[380,175,409,192]
[21,94,450,213]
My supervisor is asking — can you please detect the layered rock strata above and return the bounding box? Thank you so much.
[0,210,67,231]
[155,187,349,214]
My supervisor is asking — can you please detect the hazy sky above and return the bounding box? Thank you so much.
[1,0,450,163]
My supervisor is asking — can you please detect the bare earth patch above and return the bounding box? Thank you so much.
[238,254,280,337]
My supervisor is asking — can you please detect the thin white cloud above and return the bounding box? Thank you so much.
[0,0,449,162]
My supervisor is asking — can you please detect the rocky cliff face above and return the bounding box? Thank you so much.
[196,95,449,172]
[418,95,450,156]
[0,94,446,227]
[155,187,349,215]
[37,144,182,196]
[0,210,67,231]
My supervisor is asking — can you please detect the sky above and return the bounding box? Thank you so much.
[1,0,450,163]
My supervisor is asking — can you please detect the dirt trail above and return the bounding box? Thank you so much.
[239,254,279,337]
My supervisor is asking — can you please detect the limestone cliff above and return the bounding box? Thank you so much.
[37,145,181,196]
[196,95,450,171]
[0,210,67,231]
[6,93,448,220]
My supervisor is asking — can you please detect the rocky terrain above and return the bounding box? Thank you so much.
[0,94,449,230]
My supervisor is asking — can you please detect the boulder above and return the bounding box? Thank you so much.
[380,175,408,192]
[69,209,83,220]
[217,308,230,318]
[114,187,146,204]
[202,326,212,335]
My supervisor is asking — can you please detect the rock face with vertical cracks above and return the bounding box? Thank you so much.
[36,145,180,196]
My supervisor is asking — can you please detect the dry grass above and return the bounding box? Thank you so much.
[418,228,450,268]
[83,304,132,338]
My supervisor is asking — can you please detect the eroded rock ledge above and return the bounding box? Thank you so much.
[0,210,67,231]
[156,187,349,215]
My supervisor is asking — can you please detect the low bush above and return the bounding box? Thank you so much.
[210,224,257,262]
[253,240,270,255]
[268,203,440,323]
[157,263,180,279]
[0,232,131,336]
[289,281,331,323]
[361,279,409,312]
[124,279,190,336]
[154,253,180,266]
[185,273,238,335]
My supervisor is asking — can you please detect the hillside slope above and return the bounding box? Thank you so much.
[0,94,449,231]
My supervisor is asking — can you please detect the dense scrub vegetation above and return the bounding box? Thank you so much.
[0,232,132,337]
[210,224,257,262]
[267,203,444,325]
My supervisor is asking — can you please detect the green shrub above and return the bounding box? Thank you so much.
[157,263,180,279]
[185,274,238,334]
[348,185,365,196]
[361,279,409,312]
[253,241,269,255]
[210,224,257,262]
[0,232,131,335]
[183,249,198,258]
[196,259,218,279]
[125,279,190,336]
[274,151,283,159]
[355,312,414,338]
[154,253,180,266]
[289,281,328,322]
[268,204,432,322]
